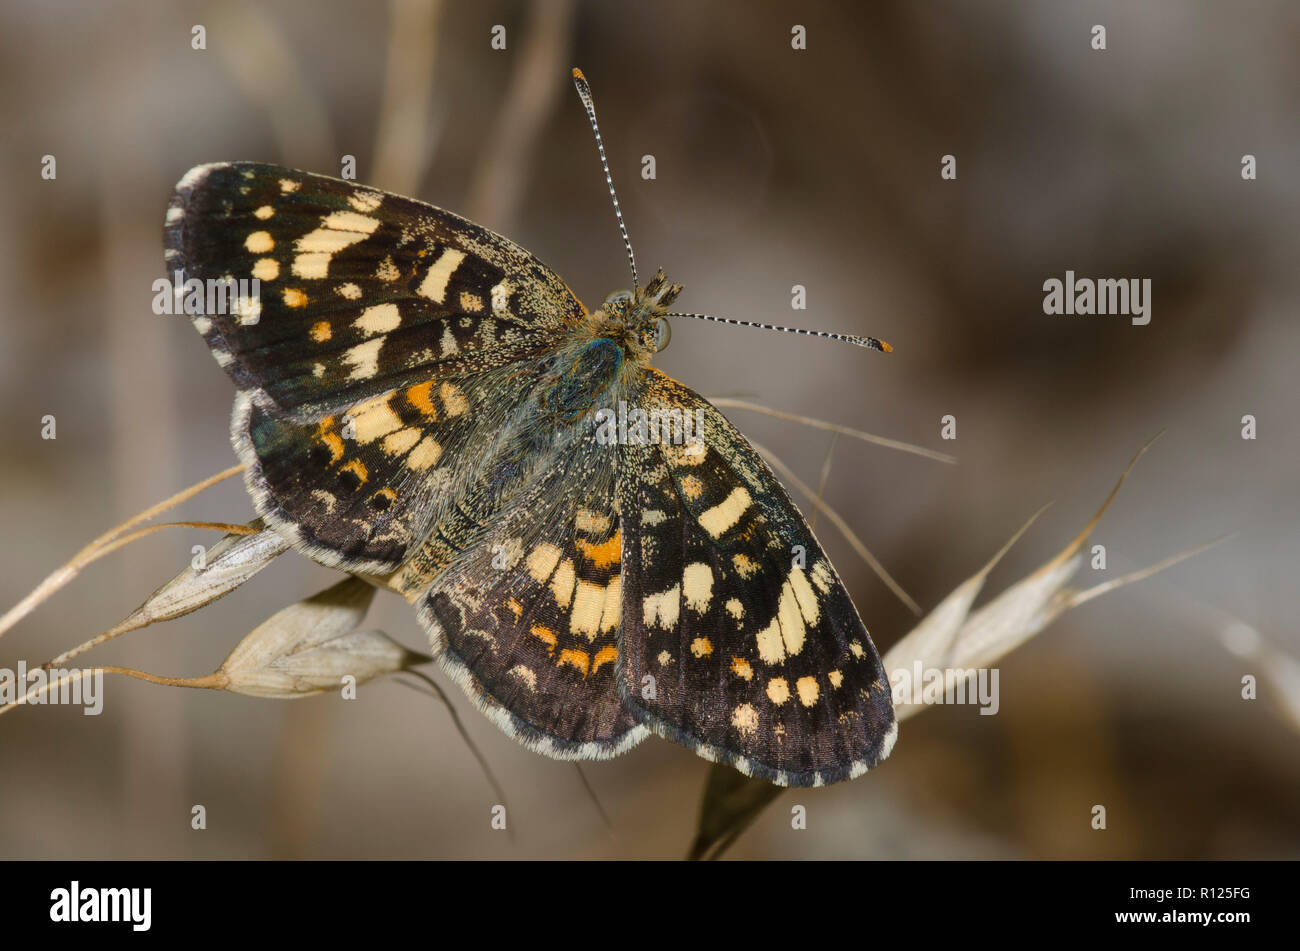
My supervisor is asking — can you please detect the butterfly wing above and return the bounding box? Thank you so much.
[165,162,587,571]
[616,369,897,786]
[409,426,646,757]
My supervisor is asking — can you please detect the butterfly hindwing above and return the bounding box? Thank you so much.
[412,432,647,757]
[616,370,897,786]
[236,374,498,572]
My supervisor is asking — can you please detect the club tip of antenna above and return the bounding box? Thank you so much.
[572,67,586,82]
[878,339,893,353]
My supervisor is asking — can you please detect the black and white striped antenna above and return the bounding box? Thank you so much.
[664,312,892,352]
[572,68,639,293]
[572,68,890,354]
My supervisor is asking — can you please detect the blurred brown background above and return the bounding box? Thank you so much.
[1,0,1297,859]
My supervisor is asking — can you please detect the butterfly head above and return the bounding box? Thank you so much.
[595,268,682,359]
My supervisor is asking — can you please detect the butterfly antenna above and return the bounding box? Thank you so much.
[572,68,639,292]
[664,312,892,352]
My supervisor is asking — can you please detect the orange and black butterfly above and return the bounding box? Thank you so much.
[163,70,896,786]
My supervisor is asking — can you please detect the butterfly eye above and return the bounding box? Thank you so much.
[653,318,671,352]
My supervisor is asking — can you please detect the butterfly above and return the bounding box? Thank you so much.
[162,69,896,786]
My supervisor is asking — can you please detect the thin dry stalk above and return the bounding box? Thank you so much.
[711,397,957,464]
[751,440,922,615]
[0,465,246,640]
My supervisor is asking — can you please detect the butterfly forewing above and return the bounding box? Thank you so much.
[166,162,584,414]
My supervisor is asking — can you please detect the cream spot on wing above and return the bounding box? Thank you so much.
[406,436,442,470]
[312,362,325,378]
[766,677,790,705]
[642,585,680,630]
[417,248,466,302]
[253,204,274,220]
[569,580,605,639]
[732,553,759,578]
[279,179,300,193]
[283,288,308,308]
[753,577,808,664]
[828,670,844,688]
[348,395,403,443]
[789,566,821,626]
[245,231,274,253]
[439,323,459,356]
[349,191,383,212]
[667,442,708,467]
[233,295,261,326]
[381,427,421,456]
[343,338,384,380]
[699,487,752,538]
[192,316,212,334]
[690,636,713,658]
[459,290,484,312]
[354,302,401,336]
[292,214,378,279]
[508,665,537,691]
[251,258,279,281]
[682,562,713,613]
[641,509,667,526]
[731,703,759,738]
[490,282,512,314]
[599,577,621,632]
[439,382,468,416]
[731,656,753,680]
[725,598,744,620]
[657,650,672,666]
[811,560,834,594]
[796,676,820,707]
[575,509,611,535]
[550,558,575,609]
[336,282,362,300]
[309,320,331,343]
[526,543,562,584]
[325,211,380,234]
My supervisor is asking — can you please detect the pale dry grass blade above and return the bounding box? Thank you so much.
[464,0,577,230]
[208,0,335,162]
[371,0,445,195]
[218,576,428,698]
[808,431,839,533]
[711,397,957,464]
[42,521,289,669]
[886,504,1050,721]
[0,465,245,640]
[751,439,921,615]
